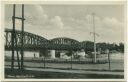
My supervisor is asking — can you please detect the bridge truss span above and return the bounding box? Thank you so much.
[5,28,49,50]
[50,37,81,50]
[5,29,85,51]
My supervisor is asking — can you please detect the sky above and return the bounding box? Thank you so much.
[5,4,124,44]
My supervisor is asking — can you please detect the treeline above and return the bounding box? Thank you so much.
[81,41,124,53]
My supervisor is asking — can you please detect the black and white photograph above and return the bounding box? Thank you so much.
[1,0,126,81]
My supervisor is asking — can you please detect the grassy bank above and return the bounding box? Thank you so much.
[5,68,124,79]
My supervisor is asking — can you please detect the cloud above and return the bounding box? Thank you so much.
[62,14,124,43]
[24,5,65,30]
[50,16,64,29]
[5,19,21,30]
[5,5,124,43]
[34,5,48,20]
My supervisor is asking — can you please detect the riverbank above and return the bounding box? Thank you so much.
[5,52,124,78]
[5,67,124,79]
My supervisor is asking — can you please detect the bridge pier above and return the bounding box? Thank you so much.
[50,50,56,59]
[39,49,48,57]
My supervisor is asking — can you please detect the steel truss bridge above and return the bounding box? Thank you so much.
[5,28,87,69]
[4,4,88,70]
[5,28,86,51]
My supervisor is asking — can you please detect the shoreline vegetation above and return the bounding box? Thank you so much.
[4,41,124,79]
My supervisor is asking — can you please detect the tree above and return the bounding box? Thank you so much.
[118,43,124,53]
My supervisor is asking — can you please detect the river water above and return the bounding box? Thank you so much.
[5,51,124,70]
[5,51,40,58]
[5,51,124,60]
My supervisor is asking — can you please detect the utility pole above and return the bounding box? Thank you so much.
[21,4,24,70]
[92,13,97,63]
[107,49,111,70]
[11,4,16,69]
[70,50,73,69]
[11,4,25,70]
